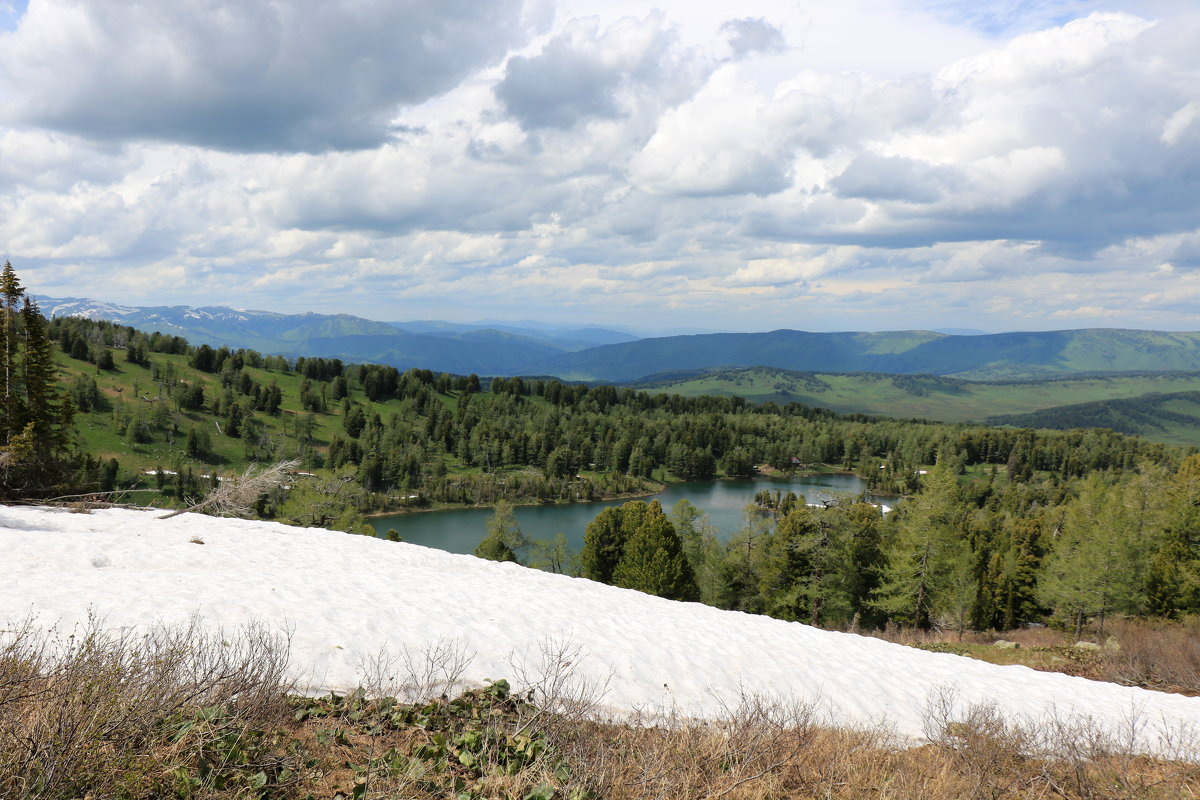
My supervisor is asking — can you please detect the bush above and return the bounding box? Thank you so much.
[0,615,293,798]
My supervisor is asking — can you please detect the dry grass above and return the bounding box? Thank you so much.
[0,615,294,799]
[2,618,1198,800]
[551,694,1200,800]
[866,618,1200,695]
[1098,618,1200,695]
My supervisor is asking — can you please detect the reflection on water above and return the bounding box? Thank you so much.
[369,473,871,556]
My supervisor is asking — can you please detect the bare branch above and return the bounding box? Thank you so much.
[159,459,299,520]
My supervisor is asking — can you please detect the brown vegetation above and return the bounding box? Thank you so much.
[1,619,1197,799]
[868,617,1200,696]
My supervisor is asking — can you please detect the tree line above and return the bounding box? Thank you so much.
[487,454,1200,635]
[37,307,1193,514]
[7,260,1199,634]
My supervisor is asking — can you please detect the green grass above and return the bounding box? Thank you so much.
[55,348,449,479]
[986,392,1200,447]
[635,367,1200,444]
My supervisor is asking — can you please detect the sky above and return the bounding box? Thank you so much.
[1,0,1198,333]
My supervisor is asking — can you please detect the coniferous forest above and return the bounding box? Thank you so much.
[2,260,1198,637]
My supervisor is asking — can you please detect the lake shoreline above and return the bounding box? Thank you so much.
[368,471,885,555]
[363,481,667,519]
[364,466,890,519]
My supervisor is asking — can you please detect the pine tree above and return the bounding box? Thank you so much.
[1038,473,1141,637]
[612,501,698,601]
[474,500,526,562]
[873,461,973,630]
[1150,455,1200,615]
[1,260,23,442]
[0,269,79,497]
[581,504,632,583]
[770,501,886,628]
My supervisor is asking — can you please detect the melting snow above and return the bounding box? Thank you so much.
[2,506,1197,756]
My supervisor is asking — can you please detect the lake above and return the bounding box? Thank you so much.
[369,473,871,555]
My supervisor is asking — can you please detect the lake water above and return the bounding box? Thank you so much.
[369,473,870,555]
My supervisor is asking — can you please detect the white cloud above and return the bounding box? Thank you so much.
[1161,101,1200,145]
[1,1,1199,333]
[0,0,532,152]
[721,17,787,59]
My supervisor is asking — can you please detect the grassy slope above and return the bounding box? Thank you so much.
[635,367,1200,444]
[56,349,427,475]
[986,392,1200,447]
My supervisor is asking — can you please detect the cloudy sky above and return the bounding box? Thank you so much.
[1,0,1198,333]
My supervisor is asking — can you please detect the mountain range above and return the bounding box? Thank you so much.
[34,295,638,376]
[35,294,1200,382]
[542,328,1200,382]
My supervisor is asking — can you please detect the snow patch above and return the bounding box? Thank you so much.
[2,506,1197,756]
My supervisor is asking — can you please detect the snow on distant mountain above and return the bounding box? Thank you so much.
[32,294,358,341]
[3,505,1197,757]
[36,295,147,321]
[32,294,638,372]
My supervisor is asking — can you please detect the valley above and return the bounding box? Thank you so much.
[633,367,1200,446]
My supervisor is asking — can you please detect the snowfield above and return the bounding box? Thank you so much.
[3,506,1198,757]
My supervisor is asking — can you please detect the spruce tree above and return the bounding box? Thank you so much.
[0,270,79,497]
[873,461,973,630]
[581,504,632,583]
[1,260,23,442]
[612,501,699,601]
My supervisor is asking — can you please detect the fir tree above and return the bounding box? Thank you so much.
[612,500,698,601]
[1,260,23,442]
[0,270,79,497]
[873,461,973,630]
[474,500,526,563]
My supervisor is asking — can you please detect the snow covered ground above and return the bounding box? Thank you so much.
[3,505,1198,757]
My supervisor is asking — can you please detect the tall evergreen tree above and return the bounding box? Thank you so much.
[1149,455,1200,616]
[0,269,79,497]
[612,500,699,601]
[1038,473,1141,637]
[581,503,634,583]
[873,461,973,630]
[1,260,23,442]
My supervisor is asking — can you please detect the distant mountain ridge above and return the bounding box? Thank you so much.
[532,328,1200,382]
[33,294,639,375]
[34,294,1200,382]
[35,295,400,354]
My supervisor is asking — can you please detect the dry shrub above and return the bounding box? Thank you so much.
[540,684,1199,800]
[3,624,1198,800]
[1098,617,1200,693]
[553,693,821,800]
[867,622,1068,650]
[0,614,293,799]
[159,459,299,519]
[356,635,476,703]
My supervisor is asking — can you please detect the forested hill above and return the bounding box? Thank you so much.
[622,367,1200,445]
[986,392,1200,446]
[533,328,1200,382]
[34,295,637,373]
[38,295,1200,383]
